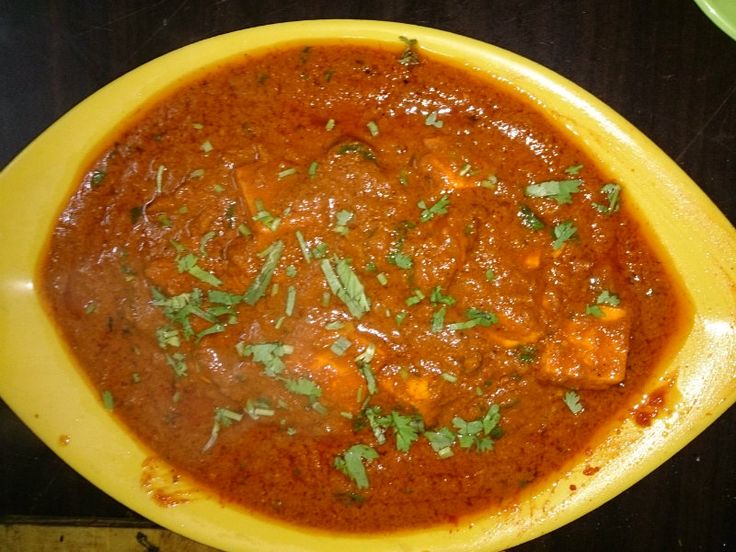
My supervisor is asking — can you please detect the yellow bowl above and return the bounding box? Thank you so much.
[1,20,735,552]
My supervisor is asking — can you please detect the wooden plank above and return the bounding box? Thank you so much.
[0,525,220,551]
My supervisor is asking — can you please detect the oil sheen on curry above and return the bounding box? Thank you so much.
[42,40,685,532]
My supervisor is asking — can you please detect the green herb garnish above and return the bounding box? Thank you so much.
[563,390,583,414]
[447,308,497,331]
[593,183,621,215]
[366,121,379,137]
[518,204,545,230]
[320,258,371,319]
[425,111,443,128]
[398,36,420,66]
[405,289,425,307]
[333,210,354,236]
[425,427,455,458]
[330,336,353,356]
[277,167,297,180]
[243,240,284,305]
[283,377,322,403]
[236,341,294,377]
[334,444,379,489]
[165,352,187,377]
[285,285,297,316]
[203,407,243,452]
[90,169,106,188]
[525,179,582,204]
[176,253,223,287]
[252,200,281,231]
[418,195,450,222]
[102,390,114,411]
[551,221,577,250]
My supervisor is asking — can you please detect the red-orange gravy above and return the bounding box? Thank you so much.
[41,42,687,532]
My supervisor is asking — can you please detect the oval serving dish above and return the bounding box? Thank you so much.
[1,20,735,552]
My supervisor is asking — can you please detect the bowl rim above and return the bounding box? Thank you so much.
[1,19,736,552]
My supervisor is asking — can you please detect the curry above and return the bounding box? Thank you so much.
[40,39,686,532]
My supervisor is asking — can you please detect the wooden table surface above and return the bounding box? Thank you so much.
[1,1,734,550]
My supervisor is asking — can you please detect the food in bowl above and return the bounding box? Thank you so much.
[40,37,688,532]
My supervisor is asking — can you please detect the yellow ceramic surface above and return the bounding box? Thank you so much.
[1,20,735,552]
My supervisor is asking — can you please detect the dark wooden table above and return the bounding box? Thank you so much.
[2,1,734,550]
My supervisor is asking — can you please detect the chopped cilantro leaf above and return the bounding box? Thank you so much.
[430,286,456,306]
[243,240,284,305]
[336,142,375,160]
[517,345,537,363]
[252,200,281,231]
[334,444,379,489]
[525,179,582,204]
[390,411,424,452]
[308,161,319,178]
[285,285,296,316]
[199,231,216,257]
[295,231,312,262]
[425,427,455,458]
[355,344,377,395]
[593,183,621,215]
[480,175,498,189]
[405,289,425,307]
[151,287,218,340]
[238,223,252,237]
[203,407,243,452]
[425,111,444,128]
[333,210,354,235]
[200,140,213,154]
[518,204,545,230]
[398,36,420,66]
[165,352,187,377]
[446,308,497,331]
[551,221,577,250]
[387,250,413,269]
[102,390,114,411]
[207,289,242,305]
[586,289,620,317]
[282,377,322,403]
[237,341,294,377]
[418,195,450,222]
[90,169,106,188]
[330,335,353,356]
[565,164,583,175]
[440,372,457,383]
[596,290,621,306]
[563,390,584,414]
[458,163,474,177]
[311,241,329,259]
[366,121,379,136]
[245,398,275,420]
[277,167,297,179]
[156,327,180,349]
[320,258,371,319]
[451,404,501,452]
[431,306,447,332]
[176,253,222,287]
[155,164,166,193]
